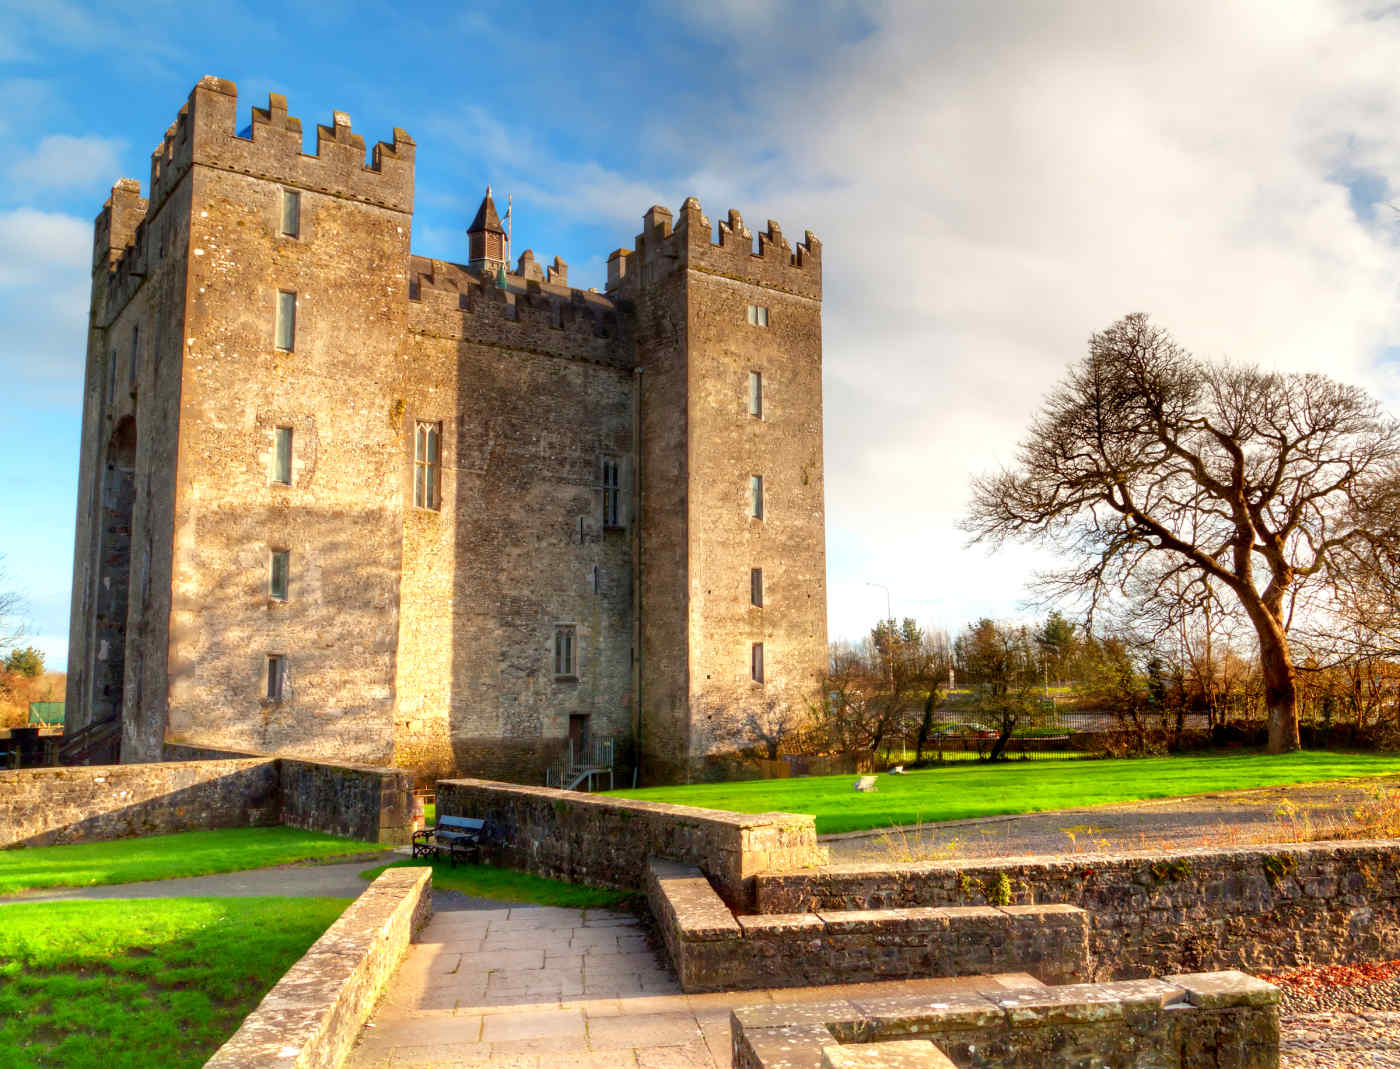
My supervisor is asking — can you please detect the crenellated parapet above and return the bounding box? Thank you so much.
[407,256,625,367]
[93,76,416,326]
[607,197,821,301]
[144,76,414,216]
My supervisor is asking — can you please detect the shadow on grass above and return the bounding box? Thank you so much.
[0,896,349,1069]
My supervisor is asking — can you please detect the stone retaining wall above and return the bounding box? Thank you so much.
[648,860,1090,993]
[436,778,826,907]
[0,754,413,848]
[0,759,281,847]
[755,840,1400,980]
[206,866,432,1068]
[731,970,1280,1068]
[279,758,414,844]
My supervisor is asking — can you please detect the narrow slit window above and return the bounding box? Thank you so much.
[281,189,300,238]
[413,421,441,510]
[747,304,769,327]
[751,642,765,683]
[601,457,620,527]
[554,624,577,678]
[750,475,764,520]
[748,371,763,418]
[266,655,286,700]
[273,426,293,485]
[275,291,296,351]
[751,568,763,607]
[129,325,139,388]
[269,550,289,601]
[107,348,117,399]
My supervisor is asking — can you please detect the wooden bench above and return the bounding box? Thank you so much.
[411,815,486,867]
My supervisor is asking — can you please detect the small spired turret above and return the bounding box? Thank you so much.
[467,186,507,276]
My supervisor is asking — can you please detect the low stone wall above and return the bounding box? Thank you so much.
[280,758,413,845]
[0,753,413,848]
[0,760,281,847]
[206,866,432,1069]
[755,840,1400,980]
[436,778,826,907]
[648,860,1090,993]
[731,971,1280,1068]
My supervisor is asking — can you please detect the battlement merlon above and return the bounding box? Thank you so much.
[606,196,821,301]
[145,76,415,218]
[93,178,147,272]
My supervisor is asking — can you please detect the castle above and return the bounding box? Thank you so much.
[64,76,828,785]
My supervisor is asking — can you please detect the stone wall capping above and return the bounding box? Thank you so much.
[1165,969,1281,1010]
[206,866,431,1068]
[821,1039,956,1069]
[987,984,1126,1027]
[845,991,1005,1034]
[739,913,824,936]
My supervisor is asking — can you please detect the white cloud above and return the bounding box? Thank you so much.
[662,0,1400,638]
[0,209,91,389]
[7,134,124,193]
[0,208,89,282]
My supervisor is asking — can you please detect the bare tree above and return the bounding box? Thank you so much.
[739,694,806,760]
[966,313,1400,753]
[0,559,25,656]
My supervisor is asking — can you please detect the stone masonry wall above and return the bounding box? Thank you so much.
[279,757,414,844]
[648,860,1089,994]
[731,971,1280,1069]
[0,759,280,847]
[394,282,636,787]
[0,753,412,847]
[436,777,825,908]
[755,840,1400,980]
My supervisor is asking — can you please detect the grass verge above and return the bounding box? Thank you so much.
[0,896,348,1068]
[361,857,633,909]
[612,750,1400,834]
[0,827,384,895]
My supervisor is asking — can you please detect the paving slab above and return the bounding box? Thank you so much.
[349,903,1024,1068]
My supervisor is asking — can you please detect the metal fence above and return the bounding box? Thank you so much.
[881,703,1223,763]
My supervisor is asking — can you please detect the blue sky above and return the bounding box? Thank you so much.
[2,0,1400,671]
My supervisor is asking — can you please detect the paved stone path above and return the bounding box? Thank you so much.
[823,777,1400,862]
[347,903,1042,1068]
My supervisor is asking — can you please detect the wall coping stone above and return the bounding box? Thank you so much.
[440,776,813,829]
[1167,969,1281,1009]
[821,1039,956,1068]
[762,838,1400,880]
[205,866,431,1068]
[732,971,1280,1068]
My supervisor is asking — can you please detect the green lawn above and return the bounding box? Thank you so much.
[0,827,384,895]
[0,897,348,1068]
[613,750,1400,834]
[360,857,633,909]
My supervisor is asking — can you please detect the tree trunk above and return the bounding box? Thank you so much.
[1256,621,1300,754]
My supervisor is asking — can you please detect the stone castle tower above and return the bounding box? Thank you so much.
[65,76,827,785]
